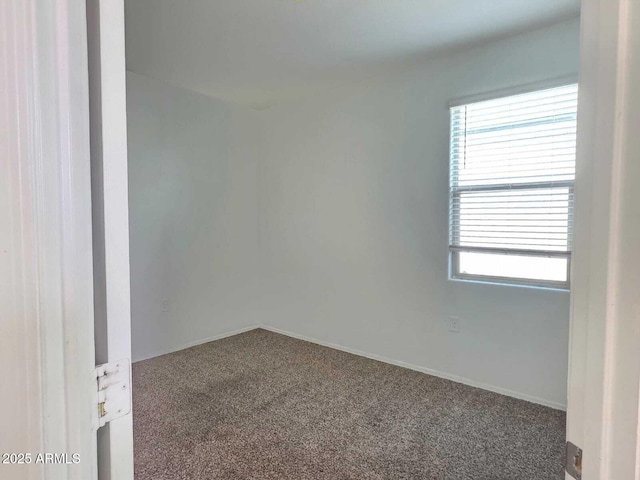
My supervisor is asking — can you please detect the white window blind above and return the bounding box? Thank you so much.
[449,83,578,288]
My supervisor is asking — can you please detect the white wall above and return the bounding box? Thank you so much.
[257,19,580,409]
[126,72,262,361]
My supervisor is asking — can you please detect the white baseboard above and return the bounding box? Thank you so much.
[133,323,566,411]
[132,324,261,363]
[259,325,567,411]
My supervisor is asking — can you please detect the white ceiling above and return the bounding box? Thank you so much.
[125,0,580,109]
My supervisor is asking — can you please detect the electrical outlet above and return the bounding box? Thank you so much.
[448,316,460,333]
[161,300,170,313]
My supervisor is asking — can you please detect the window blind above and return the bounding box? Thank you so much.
[449,83,578,286]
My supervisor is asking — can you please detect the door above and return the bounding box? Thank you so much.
[86,0,135,478]
[565,0,640,478]
[0,0,99,479]
[1,0,134,479]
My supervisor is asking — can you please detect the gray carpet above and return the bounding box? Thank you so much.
[133,329,566,479]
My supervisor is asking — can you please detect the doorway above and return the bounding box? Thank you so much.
[82,0,636,480]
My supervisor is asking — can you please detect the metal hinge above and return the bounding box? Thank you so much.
[94,359,131,429]
[565,441,582,479]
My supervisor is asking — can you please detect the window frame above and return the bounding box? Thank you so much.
[448,80,578,290]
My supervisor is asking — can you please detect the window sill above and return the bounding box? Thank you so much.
[448,275,570,292]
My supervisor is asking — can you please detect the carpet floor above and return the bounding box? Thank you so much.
[133,329,566,479]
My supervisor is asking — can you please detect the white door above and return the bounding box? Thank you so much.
[0,0,100,479]
[565,0,640,478]
[1,0,134,479]
[86,0,135,478]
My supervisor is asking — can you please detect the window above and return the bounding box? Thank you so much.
[449,83,578,288]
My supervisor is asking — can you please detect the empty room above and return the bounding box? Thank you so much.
[6,0,640,479]
[121,1,578,478]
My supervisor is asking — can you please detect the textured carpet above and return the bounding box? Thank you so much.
[133,329,566,479]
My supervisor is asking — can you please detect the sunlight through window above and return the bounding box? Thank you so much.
[449,84,578,288]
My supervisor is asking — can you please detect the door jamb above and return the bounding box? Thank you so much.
[566,0,640,478]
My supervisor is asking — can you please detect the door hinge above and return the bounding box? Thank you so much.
[565,441,582,479]
[93,359,131,429]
